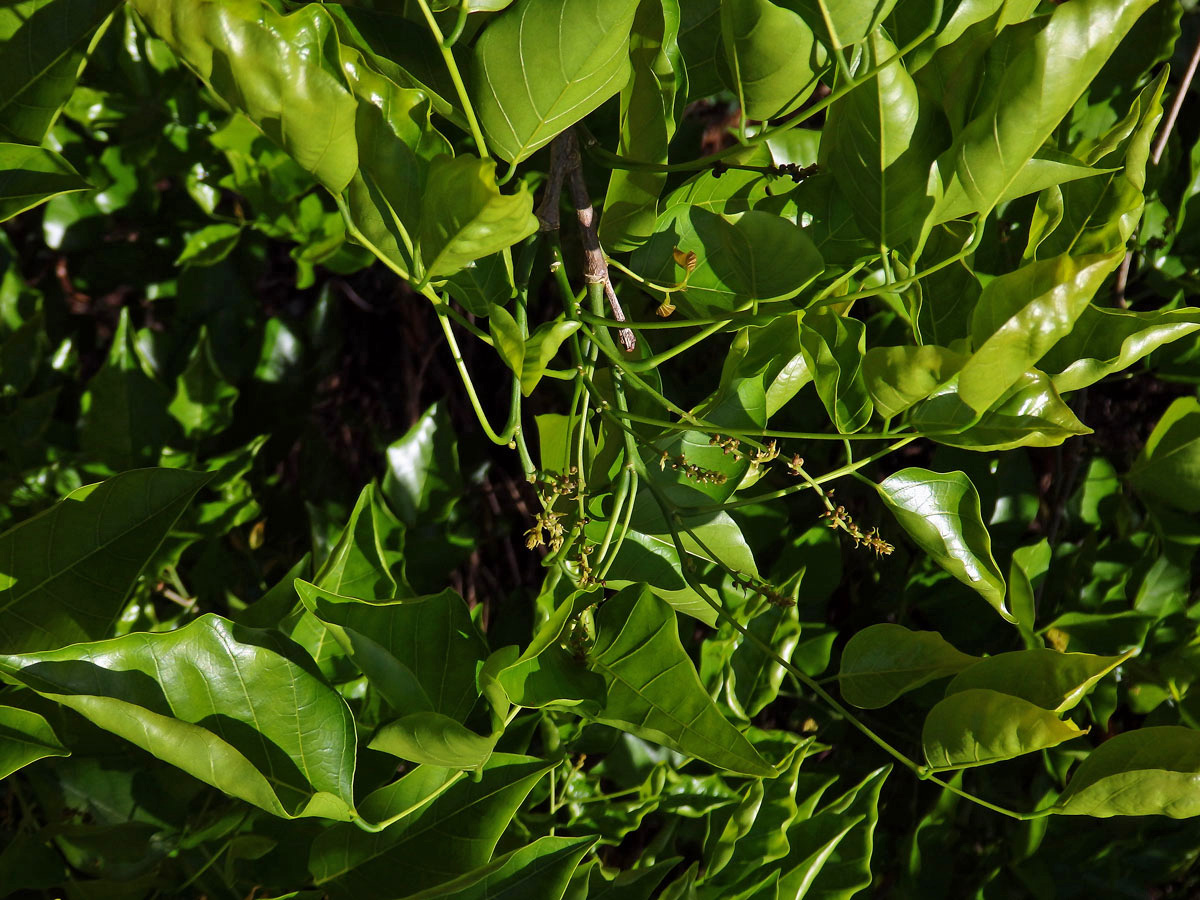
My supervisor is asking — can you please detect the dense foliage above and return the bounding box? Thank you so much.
[2,0,1200,896]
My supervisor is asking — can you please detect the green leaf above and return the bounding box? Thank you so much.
[589,586,776,777]
[314,483,409,600]
[369,712,496,771]
[0,0,120,145]
[946,648,1133,713]
[721,0,824,120]
[296,580,487,721]
[0,614,358,819]
[799,309,873,433]
[496,590,607,713]
[1055,727,1200,818]
[175,223,243,267]
[916,368,1092,451]
[0,142,90,222]
[79,307,174,470]
[0,705,69,779]
[169,326,239,439]
[1129,397,1200,513]
[489,306,580,395]
[864,344,967,420]
[820,30,941,246]
[309,754,552,889]
[922,689,1086,770]
[930,0,1155,221]
[876,468,1010,621]
[789,0,899,50]
[383,402,463,526]
[839,624,978,709]
[401,835,596,900]
[444,253,515,317]
[727,604,802,719]
[470,0,640,163]
[1040,305,1200,393]
[416,155,538,281]
[600,0,683,251]
[957,252,1121,414]
[0,467,208,653]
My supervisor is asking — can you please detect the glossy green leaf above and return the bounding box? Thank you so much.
[1129,398,1200,513]
[958,252,1121,414]
[490,308,581,397]
[0,614,358,819]
[296,580,487,721]
[1041,305,1200,393]
[444,253,515,317]
[79,307,174,470]
[721,0,824,120]
[917,368,1092,451]
[946,648,1132,713]
[383,402,463,526]
[600,0,683,250]
[931,0,1155,221]
[820,30,941,246]
[789,0,899,50]
[0,705,69,779]
[175,223,242,267]
[589,586,776,776]
[800,309,873,433]
[402,835,596,900]
[496,590,606,712]
[416,155,538,281]
[839,624,978,709]
[309,754,552,888]
[877,468,1010,620]
[471,0,640,163]
[0,142,90,222]
[864,344,967,419]
[1055,727,1200,818]
[369,712,496,771]
[133,0,358,191]
[169,326,239,439]
[0,467,207,653]
[0,0,120,145]
[727,604,802,719]
[313,483,408,600]
[922,689,1086,770]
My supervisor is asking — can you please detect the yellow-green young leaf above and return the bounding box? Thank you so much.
[958,252,1121,415]
[1129,398,1200,513]
[0,467,208,653]
[799,310,873,434]
[0,614,358,820]
[488,304,525,378]
[400,835,597,900]
[520,318,581,396]
[788,0,899,50]
[721,0,824,120]
[470,0,640,163]
[309,754,552,887]
[922,689,1086,770]
[876,468,1010,621]
[946,648,1134,713]
[864,344,967,420]
[931,0,1155,221]
[1041,305,1200,393]
[0,705,69,779]
[589,586,776,777]
[1055,727,1200,818]
[0,0,120,144]
[417,155,538,281]
[839,624,978,709]
[0,143,90,222]
[369,712,496,771]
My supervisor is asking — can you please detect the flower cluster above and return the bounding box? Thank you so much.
[819,498,894,557]
[660,450,727,485]
[732,572,795,608]
[524,509,566,552]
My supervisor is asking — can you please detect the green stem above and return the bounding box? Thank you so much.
[442,0,470,47]
[352,771,469,833]
[413,0,490,157]
[435,309,521,445]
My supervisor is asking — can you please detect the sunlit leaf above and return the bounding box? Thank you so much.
[922,689,1085,770]
[839,624,978,709]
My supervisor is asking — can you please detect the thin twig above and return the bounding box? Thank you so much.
[1152,33,1200,165]
[558,129,637,352]
[537,137,567,232]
